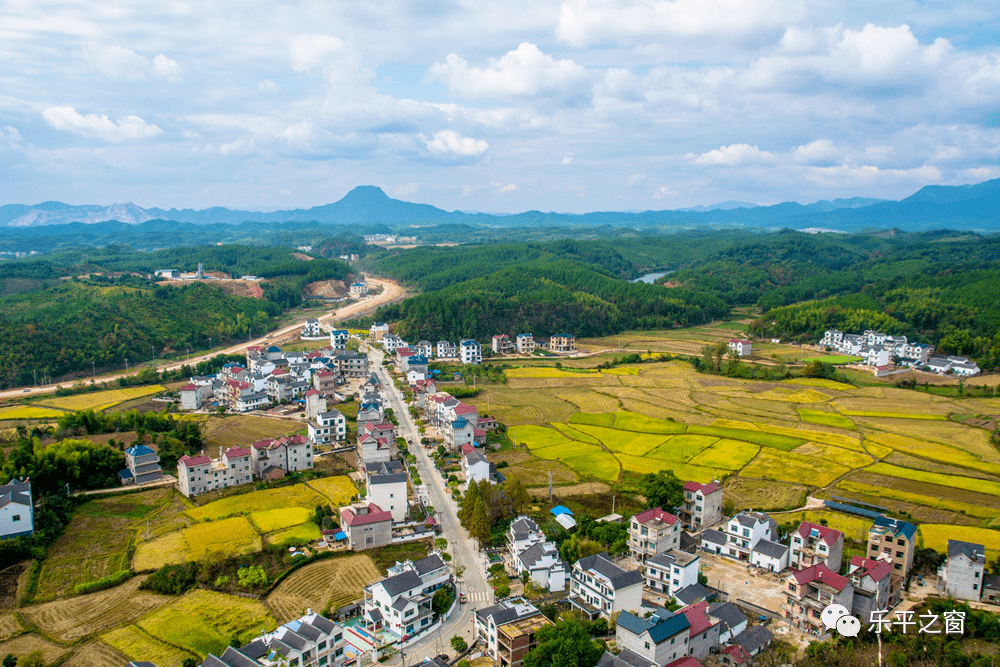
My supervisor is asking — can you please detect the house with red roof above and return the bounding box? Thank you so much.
[727,339,752,357]
[790,521,844,572]
[629,507,681,562]
[782,563,854,637]
[678,480,723,530]
[358,434,392,465]
[250,434,313,477]
[679,601,721,660]
[720,644,751,666]
[179,383,202,411]
[177,446,253,497]
[848,556,893,622]
[340,502,392,550]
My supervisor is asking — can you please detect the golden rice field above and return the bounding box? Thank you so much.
[186,483,328,521]
[474,352,1000,544]
[103,626,195,667]
[37,385,166,411]
[918,525,1000,563]
[184,517,261,561]
[0,405,67,420]
[265,522,322,546]
[307,476,358,504]
[250,507,313,533]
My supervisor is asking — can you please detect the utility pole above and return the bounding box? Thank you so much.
[209,337,213,351]
[125,358,129,373]
[33,370,37,386]
[92,361,96,377]
[548,470,553,501]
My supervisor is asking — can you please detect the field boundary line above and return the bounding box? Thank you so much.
[130,623,201,659]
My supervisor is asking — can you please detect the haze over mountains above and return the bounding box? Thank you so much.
[2,179,999,233]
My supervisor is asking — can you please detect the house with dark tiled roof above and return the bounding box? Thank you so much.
[0,479,33,539]
[516,541,568,592]
[365,461,408,523]
[940,539,987,601]
[643,549,700,597]
[596,649,656,667]
[723,512,776,562]
[570,552,643,619]
[734,624,773,657]
[198,610,344,667]
[707,602,748,644]
[848,556,893,622]
[629,507,681,561]
[124,444,161,485]
[750,538,789,573]
[782,564,853,637]
[615,608,691,666]
[363,552,450,641]
[463,448,504,485]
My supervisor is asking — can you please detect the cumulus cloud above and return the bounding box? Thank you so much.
[424,130,489,157]
[430,42,591,102]
[259,79,277,91]
[42,106,163,141]
[806,163,942,186]
[653,185,670,198]
[495,183,518,193]
[791,139,840,164]
[81,45,181,81]
[687,144,775,166]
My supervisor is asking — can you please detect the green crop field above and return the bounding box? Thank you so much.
[800,355,862,364]
[508,424,572,450]
[266,522,322,546]
[798,409,856,430]
[549,423,604,445]
[562,451,621,483]
[868,463,1000,496]
[569,423,670,455]
[568,412,616,427]
[647,435,719,461]
[687,439,760,470]
[136,589,277,658]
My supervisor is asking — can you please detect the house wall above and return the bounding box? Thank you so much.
[347,520,392,550]
[368,481,408,523]
[946,556,985,601]
[0,501,32,538]
[688,622,720,660]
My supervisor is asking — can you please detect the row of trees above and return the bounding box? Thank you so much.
[458,476,532,546]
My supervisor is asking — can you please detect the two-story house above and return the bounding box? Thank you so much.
[516,542,569,592]
[724,512,775,561]
[0,479,33,539]
[677,481,723,530]
[569,552,643,619]
[847,556,892,623]
[629,507,681,562]
[939,540,986,601]
[727,339,752,357]
[643,550,700,598]
[750,539,789,573]
[867,516,916,576]
[365,461,408,523]
[474,599,553,667]
[340,502,392,551]
[463,449,503,485]
[364,554,450,641]
[782,564,854,637]
[789,521,844,572]
[614,608,691,667]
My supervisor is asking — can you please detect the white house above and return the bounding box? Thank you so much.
[940,540,986,601]
[724,511,776,561]
[459,339,482,364]
[462,449,503,484]
[177,447,253,497]
[363,553,450,641]
[382,334,405,353]
[179,383,206,410]
[330,329,350,350]
[820,330,844,347]
[309,409,347,445]
[350,282,369,297]
[250,435,313,478]
[728,339,752,357]
[614,609,691,667]
[366,461,408,523]
[508,516,546,557]
[643,549,700,597]
[516,333,536,354]
[516,542,569,592]
[0,479,33,539]
[199,610,346,667]
[708,602,749,644]
[569,552,643,619]
[436,340,457,358]
[859,345,891,367]
[750,539,789,573]
[789,521,844,573]
[302,319,323,338]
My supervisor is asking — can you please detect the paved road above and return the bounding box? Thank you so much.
[0,276,405,401]
[368,347,492,665]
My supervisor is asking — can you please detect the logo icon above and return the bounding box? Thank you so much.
[821,603,850,631]
[836,615,861,637]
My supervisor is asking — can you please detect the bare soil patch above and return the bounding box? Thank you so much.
[0,563,27,610]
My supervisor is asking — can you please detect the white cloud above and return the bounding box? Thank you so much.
[653,185,670,199]
[259,79,277,91]
[556,0,793,48]
[81,45,181,81]
[561,155,574,165]
[626,173,645,186]
[687,144,775,166]
[42,106,162,141]
[393,183,420,197]
[806,163,942,186]
[280,119,314,147]
[495,183,518,193]
[424,130,489,157]
[0,126,22,149]
[791,139,840,164]
[430,43,591,102]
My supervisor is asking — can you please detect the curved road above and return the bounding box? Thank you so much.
[0,276,405,401]
[367,347,492,665]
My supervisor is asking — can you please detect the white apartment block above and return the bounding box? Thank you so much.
[459,339,482,364]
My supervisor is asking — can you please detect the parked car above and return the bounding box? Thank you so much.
[459,592,467,604]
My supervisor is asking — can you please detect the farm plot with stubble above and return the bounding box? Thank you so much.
[266,554,381,622]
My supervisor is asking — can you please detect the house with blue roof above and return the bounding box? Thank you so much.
[122,444,161,486]
[867,515,917,576]
[615,609,691,666]
[448,417,475,449]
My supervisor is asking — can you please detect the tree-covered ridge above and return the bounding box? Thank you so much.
[376,259,728,341]
[0,279,278,388]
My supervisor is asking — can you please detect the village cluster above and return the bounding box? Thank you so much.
[820,329,981,376]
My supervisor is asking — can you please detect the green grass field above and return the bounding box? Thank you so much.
[508,424,572,450]
[647,435,719,461]
[568,412,616,427]
[798,409,856,430]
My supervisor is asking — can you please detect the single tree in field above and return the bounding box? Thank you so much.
[639,469,683,511]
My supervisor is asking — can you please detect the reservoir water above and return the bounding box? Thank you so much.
[632,271,673,284]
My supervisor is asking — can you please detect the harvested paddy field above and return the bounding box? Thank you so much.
[266,554,381,622]
[469,352,1000,544]
[200,414,303,449]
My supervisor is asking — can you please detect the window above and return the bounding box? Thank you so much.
[12,515,20,522]
[645,642,650,649]
[897,538,906,545]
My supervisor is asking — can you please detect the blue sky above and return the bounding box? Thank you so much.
[1,0,998,212]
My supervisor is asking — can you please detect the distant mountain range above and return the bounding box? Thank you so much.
[2,179,999,232]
